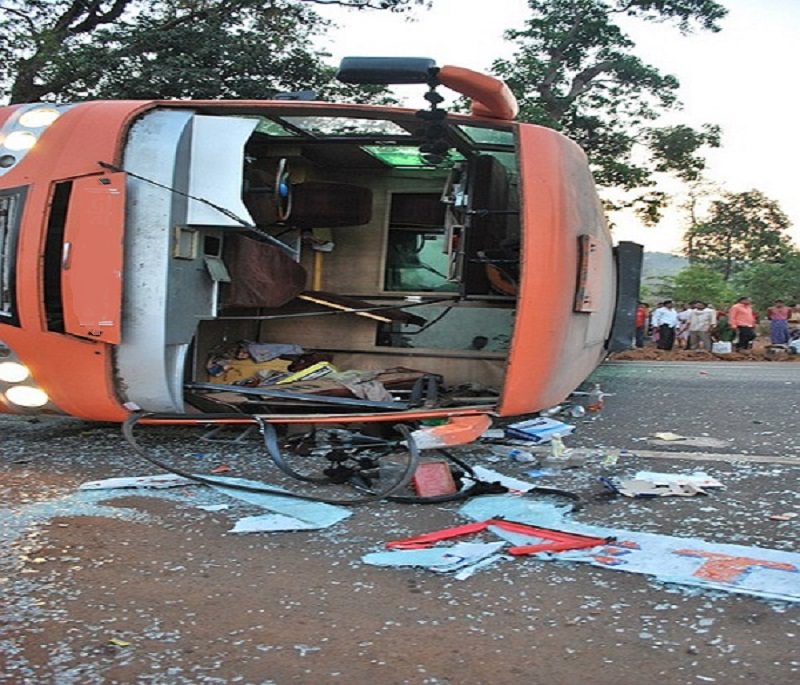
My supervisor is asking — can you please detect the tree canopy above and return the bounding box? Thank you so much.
[492,0,725,222]
[683,189,795,281]
[730,253,800,313]
[670,264,734,307]
[0,0,428,103]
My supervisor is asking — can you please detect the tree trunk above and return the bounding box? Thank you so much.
[9,59,48,104]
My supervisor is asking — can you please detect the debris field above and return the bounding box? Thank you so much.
[1,361,798,684]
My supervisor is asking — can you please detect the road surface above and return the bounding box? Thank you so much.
[1,361,798,684]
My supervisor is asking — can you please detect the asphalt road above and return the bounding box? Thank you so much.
[578,361,800,457]
[1,361,798,685]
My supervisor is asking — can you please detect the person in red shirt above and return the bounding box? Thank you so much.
[767,299,791,344]
[728,296,757,351]
[634,302,649,348]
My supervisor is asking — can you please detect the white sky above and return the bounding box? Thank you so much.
[316,0,800,254]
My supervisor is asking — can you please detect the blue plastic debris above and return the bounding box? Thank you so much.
[459,496,800,603]
[505,417,575,444]
[202,475,352,532]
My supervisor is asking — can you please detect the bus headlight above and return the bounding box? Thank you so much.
[5,385,49,408]
[0,103,73,176]
[0,361,30,382]
[0,341,61,414]
[18,107,60,128]
[3,131,37,151]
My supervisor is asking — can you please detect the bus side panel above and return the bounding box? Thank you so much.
[499,125,614,416]
[0,324,128,421]
[61,173,126,344]
[3,176,128,421]
[1,102,153,421]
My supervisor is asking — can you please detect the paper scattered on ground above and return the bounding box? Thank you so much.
[524,468,559,478]
[648,434,730,448]
[79,474,196,490]
[633,471,724,489]
[362,541,506,574]
[609,471,725,498]
[196,504,230,512]
[460,496,800,603]
[469,465,536,493]
[615,479,705,498]
[107,638,131,648]
[230,513,324,533]
[651,432,687,442]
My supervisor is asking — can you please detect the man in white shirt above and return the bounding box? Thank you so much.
[687,300,715,350]
[652,300,679,350]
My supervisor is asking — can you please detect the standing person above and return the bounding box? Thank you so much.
[634,302,649,348]
[652,300,679,350]
[715,308,736,344]
[704,302,718,328]
[676,303,691,349]
[687,301,715,350]
[766,299,791,345]
[650,303,662,346]
[790,303,800,338]
[728,296,757,351]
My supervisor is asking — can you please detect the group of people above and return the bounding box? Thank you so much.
[634,298,800,352]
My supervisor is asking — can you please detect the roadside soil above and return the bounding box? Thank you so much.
[610,338,798,363]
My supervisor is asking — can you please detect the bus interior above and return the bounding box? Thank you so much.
[120,105,523,418]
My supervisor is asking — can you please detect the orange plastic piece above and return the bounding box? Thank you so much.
[438,66,519,120]
[385,518,608,557]
[410,414,492,449]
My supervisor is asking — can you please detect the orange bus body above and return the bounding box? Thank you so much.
[0,64,639,428]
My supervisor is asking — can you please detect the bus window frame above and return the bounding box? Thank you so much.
[0,185,27,327]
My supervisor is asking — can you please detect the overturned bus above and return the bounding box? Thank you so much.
[0,57,640,470]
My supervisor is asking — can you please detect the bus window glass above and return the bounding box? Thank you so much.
[384,193,458,293]
[0,187,26,325]
[43,182,72,332]
[377,305,513,352]
[457,125,515,147]
[363,145,465,168]
[384,228,458,292]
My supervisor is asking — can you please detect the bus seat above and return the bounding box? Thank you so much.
[243,170,372,228]
[222,234,307,308]
[291,182,372,228]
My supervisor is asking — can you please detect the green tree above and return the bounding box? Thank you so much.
[684,189,795,281]
[730,252,800,313]
[492,0,725,222]
[0,0,428,103]
[671,264,734,307]
[641,274,675,305]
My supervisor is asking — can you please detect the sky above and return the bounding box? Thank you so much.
[316,0,800,254]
